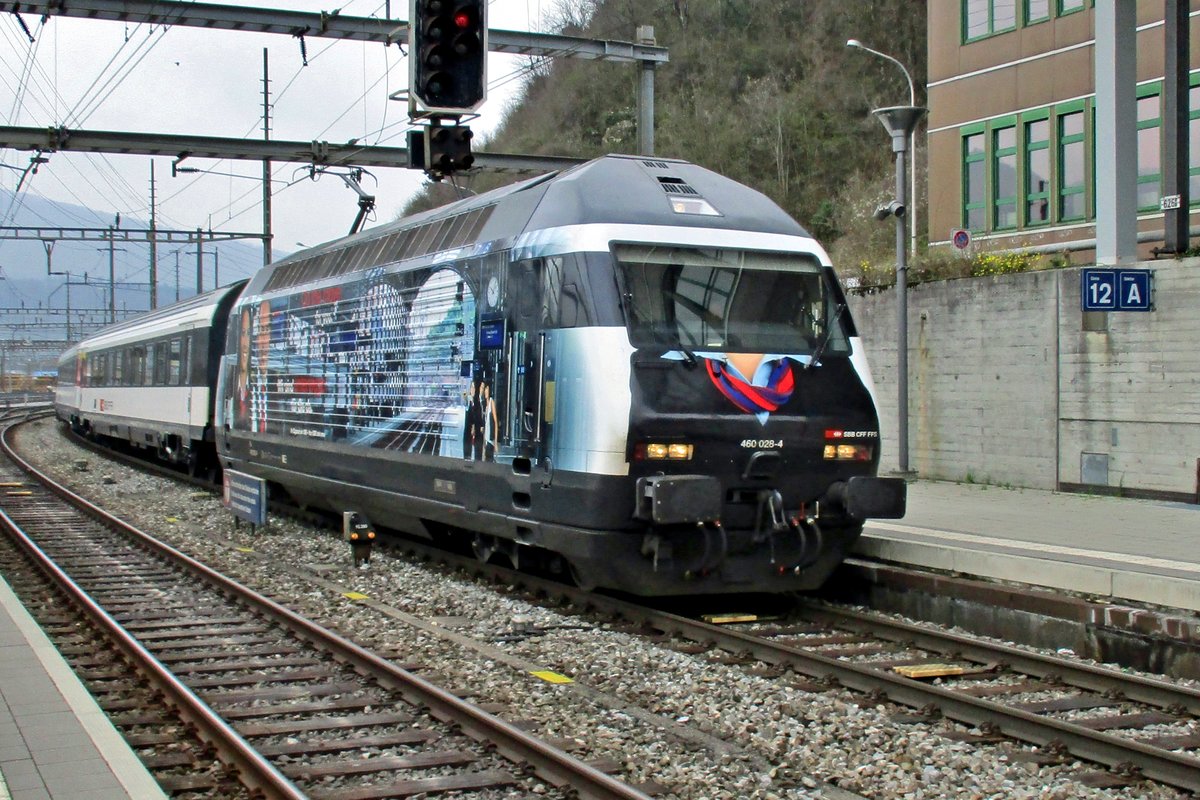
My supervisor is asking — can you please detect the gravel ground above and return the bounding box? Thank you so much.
[11,418,1191,800]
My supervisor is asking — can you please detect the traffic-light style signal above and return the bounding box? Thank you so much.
[424,124,474,178]
[409,0,487,114]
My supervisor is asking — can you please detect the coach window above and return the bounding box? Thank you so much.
[129,346,145,386]
[153,342,168,385]
[168,338,184,385]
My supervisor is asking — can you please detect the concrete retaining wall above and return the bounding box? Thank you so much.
[849,259,1200,501]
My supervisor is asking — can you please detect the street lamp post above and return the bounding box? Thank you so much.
[847,38,925,477]
[847,39,919,259]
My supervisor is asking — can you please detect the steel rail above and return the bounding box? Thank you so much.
[0,463,306,798]
[3,420,652,800]
[43,416,1200,792]
[608,606,1200,793]
[364,539,1200,793]
[799,601,1200,715]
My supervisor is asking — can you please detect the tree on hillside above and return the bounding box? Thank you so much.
[403,0,926,270]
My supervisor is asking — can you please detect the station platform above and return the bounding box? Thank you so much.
[0,575,165,800]
[856,480,1200,613]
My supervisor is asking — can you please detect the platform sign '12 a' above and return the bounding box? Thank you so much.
[1081,268,1153,312]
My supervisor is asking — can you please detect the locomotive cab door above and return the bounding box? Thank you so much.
[505,258,545,459]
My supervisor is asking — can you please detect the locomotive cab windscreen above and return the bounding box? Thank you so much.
[614,245,848,358]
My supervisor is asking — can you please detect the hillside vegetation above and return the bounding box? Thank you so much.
[409,0,927,278]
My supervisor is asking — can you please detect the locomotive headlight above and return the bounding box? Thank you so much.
[641,442,694,460]
[667,443,693,460]
[824,444,872,461]
[645,443,670,459]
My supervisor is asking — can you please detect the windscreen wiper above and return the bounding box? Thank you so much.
[805,302,846,371]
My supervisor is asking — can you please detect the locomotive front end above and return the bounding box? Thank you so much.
[613,240,906,593]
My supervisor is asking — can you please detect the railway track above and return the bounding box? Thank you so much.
[24,412,1200,796]
[0,412,652,800]
[381,542,1200,794]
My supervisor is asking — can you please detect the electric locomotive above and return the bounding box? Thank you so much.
[213,155,904,595]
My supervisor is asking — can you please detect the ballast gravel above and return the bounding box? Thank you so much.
[13,419,1190,800]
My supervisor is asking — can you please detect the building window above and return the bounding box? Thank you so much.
[1058,110,1086,221]
[1058,0,1085,14]
[963,130,987,231]
[992,124,1018,229]
[1024,117,1051,225]
[1025,0,1050,24]
[1189,83,1200,204]
[964,0,1017,42]
[1136,90,1161,212]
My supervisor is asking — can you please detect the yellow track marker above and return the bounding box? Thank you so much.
[893,664,967,679]
[5,491,33,496]
[530,670,573,684]
[343,591,370,601]
[234,547,255,553]
[0,482,24,487]
[702,614,759,624]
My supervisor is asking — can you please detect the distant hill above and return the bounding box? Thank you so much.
[0,189,272,342]
[408,0,926,261]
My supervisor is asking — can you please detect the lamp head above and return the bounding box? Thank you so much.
[873,200,906,221]
[846,38,861,48]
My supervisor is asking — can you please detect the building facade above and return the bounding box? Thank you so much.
[928,0,1200,261]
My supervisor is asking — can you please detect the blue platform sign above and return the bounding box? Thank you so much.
[1081,268,1153,312]
[223,469,268,527]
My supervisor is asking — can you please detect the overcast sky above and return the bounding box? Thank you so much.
[0,0,564,288]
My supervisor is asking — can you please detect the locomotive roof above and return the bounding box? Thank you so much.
[248,155,812,297]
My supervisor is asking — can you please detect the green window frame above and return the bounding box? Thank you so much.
[1056,101,1088,222]
[991,117,1018,230]
[962,123,987,231]
[1057,0,1085,15]
[1136,83,1162,213]
[1189,74,1200,207]
[963,0,1018,43]
[1023,112,1051,226]
[1025,0,1050,24]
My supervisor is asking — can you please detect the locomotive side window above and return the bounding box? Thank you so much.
[614,245,847,356]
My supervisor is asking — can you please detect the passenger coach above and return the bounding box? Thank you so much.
[55,282,245,475]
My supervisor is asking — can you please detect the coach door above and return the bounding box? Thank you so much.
[214,354,236,455]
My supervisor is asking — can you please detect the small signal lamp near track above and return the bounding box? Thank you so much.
[343,512,376,568]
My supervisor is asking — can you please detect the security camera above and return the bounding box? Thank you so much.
[873,200,905,220]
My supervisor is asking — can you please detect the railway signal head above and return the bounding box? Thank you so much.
[424,123,475,179]
[409,0,487,114]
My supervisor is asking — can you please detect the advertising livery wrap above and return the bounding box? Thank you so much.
[62,154,905,596]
